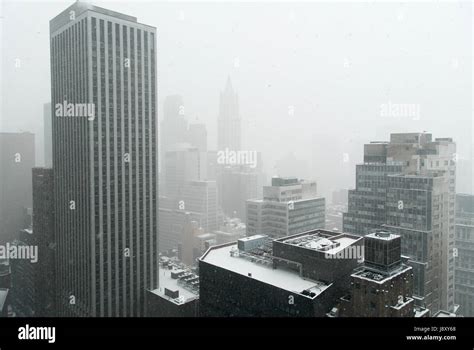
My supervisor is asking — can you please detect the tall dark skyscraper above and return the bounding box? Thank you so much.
[50,2,158,316]
[43,103,53,168]
[32,167,56,317]
[217,77,241,151]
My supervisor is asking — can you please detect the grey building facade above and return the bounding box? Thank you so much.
[337,231,415,317]
[455,194,474,316]
[32,167,57,316]
[247,177,325,238]
[343,133,456,314]
[50,2,158,316]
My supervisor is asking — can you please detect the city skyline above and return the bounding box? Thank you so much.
[0,0,473,326]
[1,1,472,199]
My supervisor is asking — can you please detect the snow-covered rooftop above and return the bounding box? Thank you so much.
[352,264,412,284]
[201,244,329,296]
[281,233,358,255]
[149,268,198,304]
[324,237,358,254]
[239,235,267,242]
[366,231,400,241]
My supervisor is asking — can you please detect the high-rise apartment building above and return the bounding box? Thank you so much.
[50,2,158,316]
[455,194,474,316]
[246,177,325,238]
[343,133,456,314]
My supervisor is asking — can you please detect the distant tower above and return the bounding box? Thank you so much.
[160,95,188,166]
[217,77,241,151]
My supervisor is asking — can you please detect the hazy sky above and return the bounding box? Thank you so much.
[1,0,472,197]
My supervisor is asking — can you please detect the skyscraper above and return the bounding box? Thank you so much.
[32,167,56,317]
[50,2,158,316]
[0,132,35,244]
[384,172,450,314]
[182,180,219,232]
[217,77,240,152]
[343,133,456,314]
[160,95,188,166]
[44,103,53,168]
[343,163,403,235]
[455,194,474,316]
[219,166,261,219]
[163,144,207,199]
[187,122,207,152]
[246,177,325,238]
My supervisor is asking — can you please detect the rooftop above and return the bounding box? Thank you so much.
[352,264,412,284]
[278,230,360,255]
[434,310,457,317]
[149,265,199,305]
[239,234,267,242]
[50,2,155,34]
[201,243,329,297]
[415,307,430,318]
[366,230,400,241]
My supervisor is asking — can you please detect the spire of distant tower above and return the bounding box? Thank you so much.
[225,75,233,92]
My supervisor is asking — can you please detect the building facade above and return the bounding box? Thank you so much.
[247,177,325,238]
[50,2,158,316]
[43,103,53,168]
[455,194,474,316]
[343,133,456,314]
[337,231,415,317]
[199,230,362,317]
[31,167,56,316]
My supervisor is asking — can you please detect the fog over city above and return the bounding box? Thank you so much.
[1,0,472,198]
[0,0,474,327]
